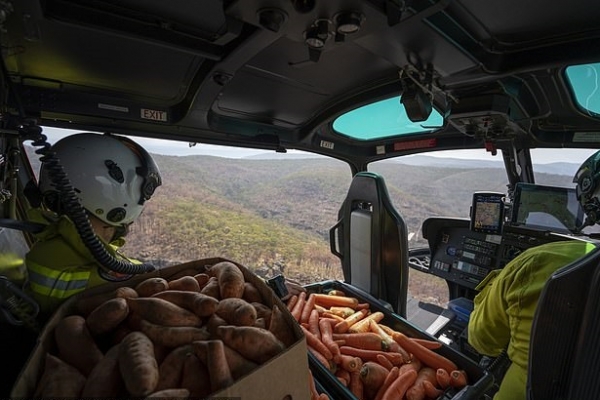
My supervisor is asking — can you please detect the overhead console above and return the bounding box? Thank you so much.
[422,183,590,290]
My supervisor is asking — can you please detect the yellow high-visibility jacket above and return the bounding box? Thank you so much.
[468,240,595,400]
[25,209,137,317]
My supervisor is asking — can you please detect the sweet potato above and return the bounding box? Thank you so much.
[194,272,211,288]
[135,277,169,297]
[86,297,129,336]
[35,353,87,397]
[252,301,272,325]
[156,344,193,391]
[194,340,234,392]
[54,315,104,376]
[82,343,125,397]
[200,276,221,299]
[216,297,257,326]
[206,313,228,338]
[207,261,245,299]
[119,331,159,396]
[217,325,285,364]
[167,275,200,292]
[268,304,296,347]
[193,340,258,380]
[180,351,211,398]
[152,290,219,317]
[243,282,264,303]
[139,319,210,347]
[75,286,138,316]
[144,388,190,400]
[126,297,202,327]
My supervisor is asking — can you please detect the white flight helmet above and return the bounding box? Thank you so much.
[38,132,161,227]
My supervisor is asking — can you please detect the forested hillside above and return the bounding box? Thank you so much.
[25,147,576,305]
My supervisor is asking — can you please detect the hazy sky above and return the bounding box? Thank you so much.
[40,126,596,164]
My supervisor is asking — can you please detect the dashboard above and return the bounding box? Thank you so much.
[422,218,583,290]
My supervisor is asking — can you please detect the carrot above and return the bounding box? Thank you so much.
[152,290,219,317]
[411,337,443,350]
[355,303,371,310]
[337,354,363,372]
[336,368,351,385]
[359,361,390,391]
[327,290,347,296]
[291,291,307,321]
[309,370,320,400]
[423,380,443,399]
[332,332,387,351]
[319,317,340,357]
[334,309,369,333]
[348,311,385,333]
[436,368,451,389]
[217,325,285,364]
[328,306,356,318]
[167,275,200,292]
[376,353,394,370]
[450,369,468,388]
[118,331,159,396]
[206,261,245,299]
[381,369,418,400]
[369,321,398,350]
[405,367,438,400]
[340,346,404,365]
[374,366,399,400]
[322,312,345,322]
[301,293,317,324]
[314,304,327,313]
[399,357,422,375]
[318,394,330,400]
[391,331,458,372]
[349,370,364,400]
[313,293,359,308]
[308,309,321,339]
[301,325,333,360]
[308,344,335,372]
[286,294,299,311]
[216,297,258,326]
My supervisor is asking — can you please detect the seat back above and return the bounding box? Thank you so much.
[527,245,600,400]
[329,171,410,316]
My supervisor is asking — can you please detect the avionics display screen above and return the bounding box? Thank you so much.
[470,192,504,234]
[511,183,583,233]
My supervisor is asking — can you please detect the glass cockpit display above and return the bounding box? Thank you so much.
[470,192,505,234]
[510,183,583,233]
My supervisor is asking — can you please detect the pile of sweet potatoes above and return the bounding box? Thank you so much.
[32,261,298,399]
[289,290,470,400]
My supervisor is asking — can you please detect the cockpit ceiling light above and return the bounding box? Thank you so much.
[305,26,325,48]
[335,12,363,34]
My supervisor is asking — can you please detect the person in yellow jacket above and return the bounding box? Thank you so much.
[468,150,600,400]
[25,132,162,318]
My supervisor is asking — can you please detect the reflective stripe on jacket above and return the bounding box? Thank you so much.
[24,208,136,315]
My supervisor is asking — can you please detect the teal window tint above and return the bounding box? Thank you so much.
[332,97,444,140]
[565,63,600,115]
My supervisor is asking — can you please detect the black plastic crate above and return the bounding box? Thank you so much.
[305,280,494,400]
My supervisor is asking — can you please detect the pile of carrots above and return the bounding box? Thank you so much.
[288,290,469,400]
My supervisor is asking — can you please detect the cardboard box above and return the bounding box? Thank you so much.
[305,280,494,400]
[11,257,310,400]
